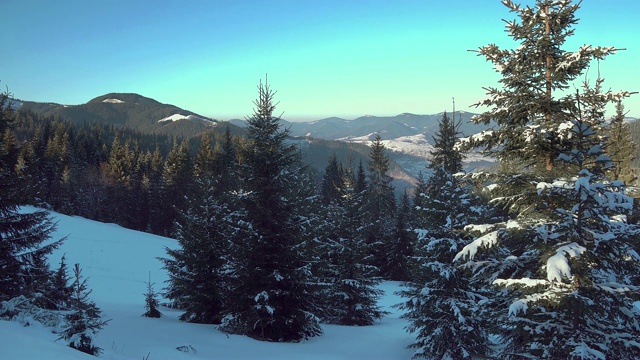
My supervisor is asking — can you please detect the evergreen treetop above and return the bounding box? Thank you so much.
[466,0,631,172]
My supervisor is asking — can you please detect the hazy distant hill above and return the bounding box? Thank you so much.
[232,112,489,141]
[232,112,496,177]
[18,93,240,139]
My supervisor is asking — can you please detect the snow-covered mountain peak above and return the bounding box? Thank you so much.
[102,98,125,104]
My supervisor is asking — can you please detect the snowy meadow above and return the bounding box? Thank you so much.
[2,207,415,360]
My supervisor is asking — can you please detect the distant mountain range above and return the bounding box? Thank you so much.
[230,112,489,141]
[15,92,498,191]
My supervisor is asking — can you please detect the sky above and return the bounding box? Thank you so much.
[2,0,639,121]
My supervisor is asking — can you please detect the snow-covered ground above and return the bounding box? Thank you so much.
[2,207,415,359]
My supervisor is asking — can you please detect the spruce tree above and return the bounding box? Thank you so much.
[363,134,396,277]
[220,79,321,342]
[161,183,232,324]
[321,153,343,205]
[457,1,640,358]
[606,100,637,184]
[398,111,490,359]
[320,166,386,325]
[142,273,161,318]
[0,88,64,302]
[58,264,108,356]
[382,192,415,281]
[467,0,627,174]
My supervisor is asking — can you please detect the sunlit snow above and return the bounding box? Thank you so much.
[2,207,414,360]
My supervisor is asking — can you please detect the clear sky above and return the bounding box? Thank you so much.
[2,0,639,121]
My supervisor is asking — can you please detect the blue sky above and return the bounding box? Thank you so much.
[2,0,639,121]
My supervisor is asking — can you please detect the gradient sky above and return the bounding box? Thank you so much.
[2,0,639,121]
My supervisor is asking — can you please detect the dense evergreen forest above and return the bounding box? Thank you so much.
[2,0,640,358]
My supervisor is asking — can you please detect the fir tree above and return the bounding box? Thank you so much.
[320,166,386,326]
[605,100,637,185]
[142,272,161,318]
[321,153,343,205]
[58,264,109,356]
[220,78,322,342]
[466,0,628,174]
[161,181,232,324]
[458,1,640,358]
[382,192,415,281]
[398,110,491,359]
[0,88,64,302]
[48,254,72,310]
[362,134,396,277]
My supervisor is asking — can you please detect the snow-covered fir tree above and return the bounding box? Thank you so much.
[320,166,386,325]
[58,264,109,356]
[363,133,396,277]
[398,111,491,359]
[219,78,322,342]
[456,1,640,358]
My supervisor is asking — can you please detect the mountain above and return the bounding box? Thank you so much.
[233,112,496,177]
[232,112,488,141]
[18,93,235,139]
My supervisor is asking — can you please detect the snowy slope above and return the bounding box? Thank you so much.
[3,207,415,360]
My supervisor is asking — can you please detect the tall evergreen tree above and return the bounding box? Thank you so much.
[321,153,343,205]
[161,184,234,324]
[320,166,386,325]
[457,2,640,358]
[466,0,627,174]
[0,88,64,302]
[606,100,637,184]
[160,141,192,236]
[220,79,322,342]
[363,134,396,277]
[398,110,491,359]
[382,191,415,281]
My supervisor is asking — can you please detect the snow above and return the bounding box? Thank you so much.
[546,243,586,282]
[3,207,414,360]
[102,99,125,104]
[454,230,500,261]
[158,113,217,125]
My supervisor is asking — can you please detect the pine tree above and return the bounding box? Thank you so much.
[220,78,322,342]
[58,264,108,356]
[0,88,64,302]
[430,112,463,175]
[457,1,640,358]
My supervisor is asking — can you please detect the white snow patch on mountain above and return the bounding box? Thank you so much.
[102,98,125,104]
[158,113,217,125]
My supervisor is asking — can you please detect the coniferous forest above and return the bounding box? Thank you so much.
[1,0,640,358]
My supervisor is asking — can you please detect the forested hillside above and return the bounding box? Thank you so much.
[2,0,640,359]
